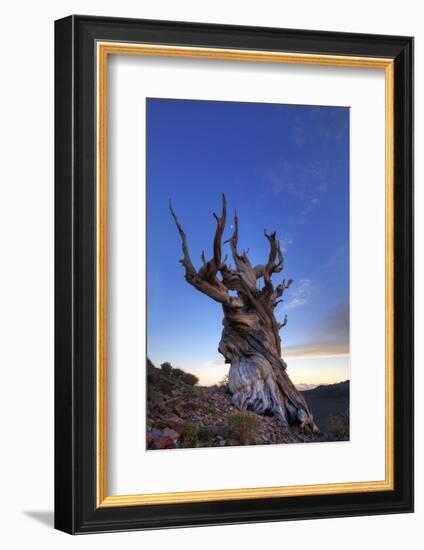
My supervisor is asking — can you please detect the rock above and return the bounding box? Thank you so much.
[146,433,154,448]
[150,427,163,438]
[163,428,180,442]
[154,436,176,450]
[167,419,184,434]
[153,419,168,429]
[156,400,168,414]
[174,402,189,417]
[167,413,182,422]
[205,424,226,437]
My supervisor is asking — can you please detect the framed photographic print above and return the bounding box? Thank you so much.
[54,15,414,534]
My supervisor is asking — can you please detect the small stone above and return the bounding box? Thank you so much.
[154,436,176,450]
[163,428,180,442]
[205,424,226,437]
[167,419,184,434]
[154,419,168,429]
[174,403,189,417]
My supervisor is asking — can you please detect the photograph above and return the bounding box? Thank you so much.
[146,98,350,450]
[50,10,412,536]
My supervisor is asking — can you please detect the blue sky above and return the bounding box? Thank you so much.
[146,98,350,386]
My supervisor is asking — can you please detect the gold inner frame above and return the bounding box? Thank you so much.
[96,42,395,508]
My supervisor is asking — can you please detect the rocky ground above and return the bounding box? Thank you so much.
[147,360,349,450]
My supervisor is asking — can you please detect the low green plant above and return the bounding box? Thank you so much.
[219,374,229,387]
[160,361,173,375]
[198,425,212,441]
[181,372,199,386]
[172,367,185,378]
[326,415,349,440]
[227,412,259,445]
[180,421,199,448]
[158,381,173,395]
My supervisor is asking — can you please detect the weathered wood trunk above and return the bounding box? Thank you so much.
[219,319,315,430]
[171,195,318,432]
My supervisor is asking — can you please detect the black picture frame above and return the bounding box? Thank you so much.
[55,14,414,534]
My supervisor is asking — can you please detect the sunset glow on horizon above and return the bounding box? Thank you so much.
[151,352,350,388]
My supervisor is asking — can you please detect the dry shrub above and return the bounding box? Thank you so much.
[181,372,199,386]
[180,421,199,448]
[326,415,349,440]
[160,362,173,375]
[227,412,259,445]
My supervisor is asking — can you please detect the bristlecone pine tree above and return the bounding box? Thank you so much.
[170,195,318,432]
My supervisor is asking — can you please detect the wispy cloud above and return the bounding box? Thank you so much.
[284,301,350,360]
[285,341,349,360]
[279,234,293,253]
[208,357,226,366]
[283,278,312,311]
[264,106,348,225]
[290,108,349,147]
[320,301,349,343]
[267,161,328,200]
[266,159,331,225]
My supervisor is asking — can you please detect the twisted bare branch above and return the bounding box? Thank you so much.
[169,200,197,278]
[169,198,229,304]
[199,194,227,286]
[224,211,257,290]
[255,230,284,284]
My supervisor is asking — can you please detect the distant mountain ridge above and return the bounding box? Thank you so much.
[302,380,350,432]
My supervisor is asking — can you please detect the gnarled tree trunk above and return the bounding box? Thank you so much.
[170,195,318,432]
